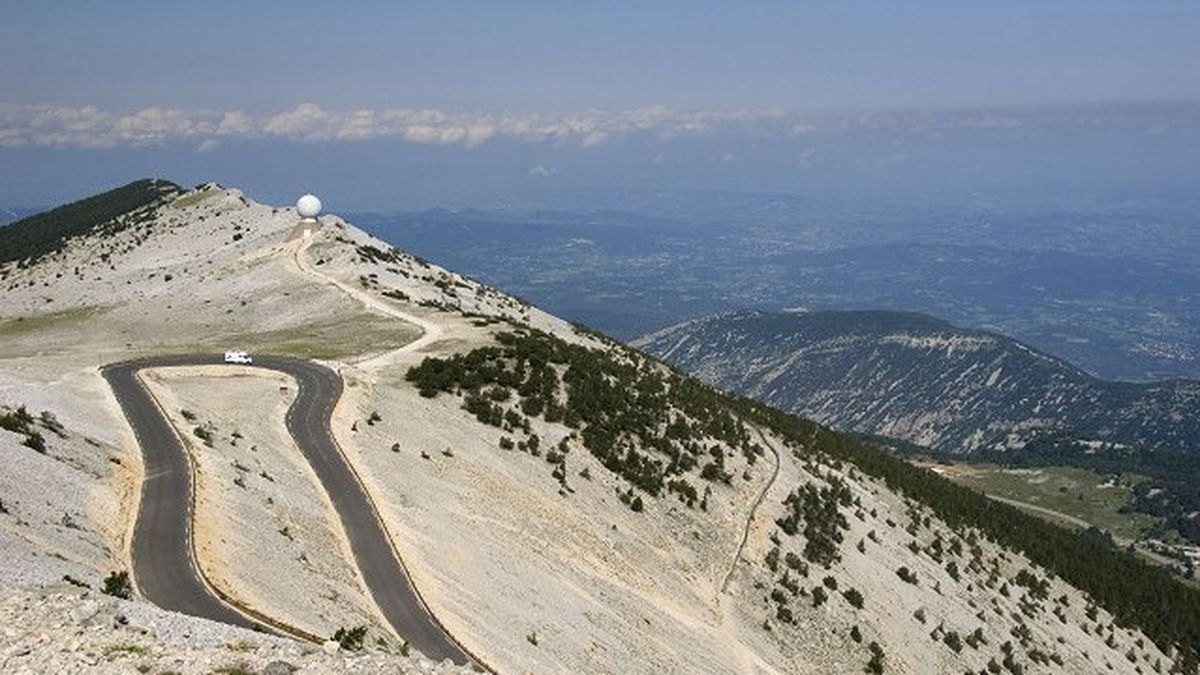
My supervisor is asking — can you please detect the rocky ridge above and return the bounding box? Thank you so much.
[636,309,1200,454]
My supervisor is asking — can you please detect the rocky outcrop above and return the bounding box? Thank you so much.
[0,585,474,674]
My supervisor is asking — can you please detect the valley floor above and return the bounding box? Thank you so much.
[921,460,1200,583]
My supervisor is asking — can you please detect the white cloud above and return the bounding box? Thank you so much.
[216,110,252,136]
[336,110,377,141]
[463,124,495,147]
[0,101,810,150]
[581,131,608,148]
[115,107,206,145]
[0,101,1190,151]
[264,103,335,140]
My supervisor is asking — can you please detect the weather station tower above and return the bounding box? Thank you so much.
[296,193,323,238]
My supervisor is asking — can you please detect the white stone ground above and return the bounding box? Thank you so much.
[141,366,388,642]
[0,584,474,675]
[0,183,1175,673]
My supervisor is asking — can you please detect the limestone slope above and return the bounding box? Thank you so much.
[0,181,1194,673]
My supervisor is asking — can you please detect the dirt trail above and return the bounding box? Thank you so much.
[288,235,442,370]
[985,494,1094,529]
[721,426,782,593]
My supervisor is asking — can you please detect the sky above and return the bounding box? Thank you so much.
[1,1,1198,209]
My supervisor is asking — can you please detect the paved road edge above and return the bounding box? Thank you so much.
[322,362,495,672]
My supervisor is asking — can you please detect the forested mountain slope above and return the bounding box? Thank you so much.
[0,179,181,265]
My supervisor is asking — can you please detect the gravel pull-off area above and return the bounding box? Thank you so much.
[0,585,477,675]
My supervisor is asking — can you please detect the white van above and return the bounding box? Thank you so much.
[223,350,253,365]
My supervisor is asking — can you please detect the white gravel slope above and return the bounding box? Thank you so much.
[0,182,1177,674]
[0,585,474,675]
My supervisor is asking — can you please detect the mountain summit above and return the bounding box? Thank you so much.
[1,182,1198,673]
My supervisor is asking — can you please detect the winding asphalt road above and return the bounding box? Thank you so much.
[102,354,473,666]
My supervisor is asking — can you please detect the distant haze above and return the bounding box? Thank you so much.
[2,3,1198,385]
[1,3,1198,210]
[1,103,1197,214]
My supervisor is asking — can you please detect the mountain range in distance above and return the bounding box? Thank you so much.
[0,206,43,226]
[352,204,1200,383]
[635,308,1200,458]
[637,308,1200,547]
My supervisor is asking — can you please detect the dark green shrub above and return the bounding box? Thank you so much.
[102,571,132,599]
[333,625,367,651]
[812,586,828,607]
[866,641,885,674]
[843,587,865,609]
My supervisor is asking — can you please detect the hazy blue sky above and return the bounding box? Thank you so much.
[4,1,1199,110]
[1,2,1197,209]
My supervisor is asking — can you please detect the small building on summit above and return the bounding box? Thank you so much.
[296,193,323,238]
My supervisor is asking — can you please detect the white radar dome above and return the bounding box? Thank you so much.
[297,194,323,220]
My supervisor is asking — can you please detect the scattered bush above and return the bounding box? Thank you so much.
[407,329,758,505]
[332,625,367,651]
[776,479,852,567]
[193,426,214,447]
[102,571,132,599]
[812,586,828,607]
[866,641,885,674]
[964,627,986,649]
[62,574,88,588]
[776,604,794,623]
[843,587,865,609]
[22,431,45,452]
[1,406,46,453]
[39,411,65,437]
[102,643,148,659]
[946,560,960,582]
